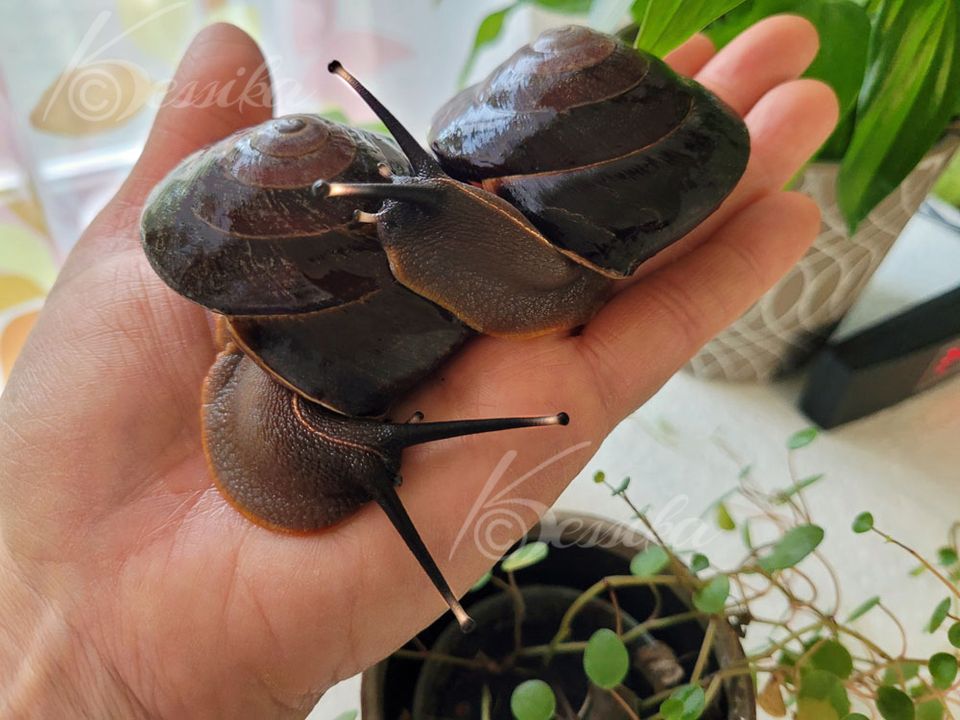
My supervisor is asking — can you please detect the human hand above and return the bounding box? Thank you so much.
[0,19,837,718]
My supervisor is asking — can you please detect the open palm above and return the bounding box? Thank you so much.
[0,20,837,719]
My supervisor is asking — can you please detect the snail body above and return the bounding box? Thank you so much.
[141,25,749,629]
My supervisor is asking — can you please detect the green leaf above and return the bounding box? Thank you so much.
[716,502,736,531]
[810,639,854,679]
[773,474,826,504]
[706,0,801,47]
[660,684,707,720]
[929,597,952,633]
[883,662,920,687]
[799,1,872,118]
[502,541,549,573]
[611,476,631,495]
[511,679,556,720]
[847,595,881,622]
[524,0,592,11]
[690,553,710,573]
[799,669,851,718]
[593,470,606,484]
[876,685,916,720]
[837,0,960,232]
[332,712,358,720]
[938,546,959,567]
[630,545,670,577]
[693,574,730,614]
[758,525,825,572]
[852,512,874,533]
[916,701,945,720]
[583,629,630,689]
[929,652,958,690]
[949,622,960,648]
[630,0,750,57]
[788,427,820,449]
[459,5,516,87]
[845,715,871,720]
[471,570,493,592]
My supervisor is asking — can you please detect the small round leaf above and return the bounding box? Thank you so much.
[660,684,706,720]
[948,622,960,648]
[876,686,916,720]
[690,553,710,573]
[852,512,874,534]
[811,639,854,679]
[693,574,730,614]
[937,547,958,566]
[630,546,670,577]
[593,470,606,484]
[928,652,958,690]
[510,679,556,720]
[502,542,549,573]
[916,700,945,720]
[583,628,629,689]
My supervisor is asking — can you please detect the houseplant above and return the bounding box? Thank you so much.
[460,0,960,381]
[360,511,755,719]
[360,428,960,719]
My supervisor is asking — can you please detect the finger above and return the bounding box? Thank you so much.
[631,78,838,280]
[664,33,716,76]
[580,191,821,420]
[72,23,273,262]
[696,14,820,116]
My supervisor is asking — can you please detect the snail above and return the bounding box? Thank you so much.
[141,25,749,632]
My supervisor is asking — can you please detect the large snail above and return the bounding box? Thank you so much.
[141,25,749,631]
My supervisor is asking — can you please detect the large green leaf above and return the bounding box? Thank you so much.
[630,0,750,57]
[459,5,516,86]
[837,0,960,232]
[710,0,869,129]
[526,0,593,11]
[706,0,805,47]
[801,1,871,118]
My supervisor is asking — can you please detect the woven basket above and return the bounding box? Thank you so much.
[687,134,960,381]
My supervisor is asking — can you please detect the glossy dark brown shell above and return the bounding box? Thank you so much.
[228,284,470,417]
[429,25,750,278]
[141,114,471,416]
[142,115,406,315]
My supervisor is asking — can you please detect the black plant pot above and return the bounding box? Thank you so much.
[361,512,755,719]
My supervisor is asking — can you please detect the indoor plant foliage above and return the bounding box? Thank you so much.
[465,0,960,381]
[361,429,960,719]
[467,0,960,233]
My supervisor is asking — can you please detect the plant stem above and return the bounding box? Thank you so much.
[544,575,681,663]
[871,526,960,600]
[690,618,716,684]
[610,688,642,720]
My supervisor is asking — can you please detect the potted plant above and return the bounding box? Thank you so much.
[460,0,960,381]
[361,510,755,719]
[358,428,960,718]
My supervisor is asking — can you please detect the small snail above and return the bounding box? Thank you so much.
[141,25,749,631]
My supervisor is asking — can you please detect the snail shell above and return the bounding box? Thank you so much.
[142,114,470,417]
[429,25,750,277]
